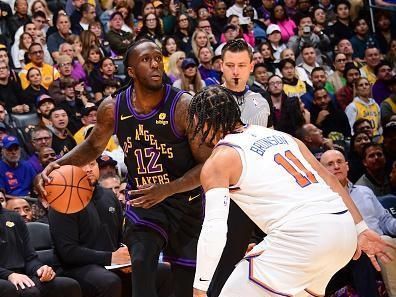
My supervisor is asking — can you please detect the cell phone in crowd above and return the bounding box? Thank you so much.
[303,26,311,35]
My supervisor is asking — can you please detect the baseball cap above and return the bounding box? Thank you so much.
[110,11,123,21]
[223,24,237,32]
[96,155,118,168]
[153,0,163,8]
[181,58,197,70]
[36,94,55,108]
[266,24,281,35]
[1,135,19,149]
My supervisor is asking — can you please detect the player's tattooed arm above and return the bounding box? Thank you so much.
[57,96,115,166]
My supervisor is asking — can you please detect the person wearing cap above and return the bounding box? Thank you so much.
[105,11,134,56]
[36,94,55,127]
[214,24,239,56]
[172,58,206,95]
[97,154,118,177]
[0,135,36,196]
[381,76,396,126]
[266,24,286,61]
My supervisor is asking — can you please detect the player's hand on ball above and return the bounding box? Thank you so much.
[37,265,56,282]
[193,288,207,297]
[34,161,61,197]
[128,184,172,208]
[354,229,396,271]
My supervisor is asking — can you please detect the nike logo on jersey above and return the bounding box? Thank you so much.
[121,114,133,121]
[188,194,200,202]
[199,278,210,282]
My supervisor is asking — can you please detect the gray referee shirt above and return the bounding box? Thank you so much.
[232,89,271,127]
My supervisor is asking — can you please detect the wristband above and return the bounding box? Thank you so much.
[356,220,368,235]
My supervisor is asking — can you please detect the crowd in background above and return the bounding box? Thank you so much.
[0,0,396,295]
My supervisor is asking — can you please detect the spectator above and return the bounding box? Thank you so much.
[72,3,96,35]
[214,24,239,56]
[325,53,347,95]
[224,15,255,47]
[266,74,304,136]
[345,77,381,140]
[356,143,391,196]
[296,44,327,87]
[250,62,270,96]
[257,40,277,74]
[252,51,264,65]
[209,1,228,41]
[0,188,5,208]
[0,122,7,141]
[38,146,57,169]
[89,57,120,103]
[227,0,257,20]
[295,123,333,159]
[266,24,286,61]
[191,29,211,60]
[243,5,266,43]
[35,94,55,127]
[337,38,355,63]
[6,198,32,222]
[336,62,361,110]
[48,107,77,157]
[48,54,74,103]
[0,135,36,196]
[381,75,396,126]
[360,47,381,85]
[257,0,275,26]
[372,61,393,105]
[12,32,33,68]
[287,13,331,59]
[166,51,185,83]
[19,43,60,90]
[136,13,162,48]
[383,122,396,168]
[326,0,354,45]
[172,58,205,95]
[98,173,121,197]
[374,11,396,55]
[105,11,133,56]
[387,38,396,71]
[21,67,49,112]
[348,131,372,183]
[57,78,86,134]
[174,13,193,54]
[162,36,178,73]
[30,0,53,27]
[269,4,296,43]
[27,126,53,174]
[197,19,218,48]
[279,58,309,98]
[321,149,396,297]
[47,13,72,62]
[197,47,219,81]
[82,45,103,79]
[310,86,351,138]
[0,60,24,114]
[8,0,30,39]
[350,16,379,60]
[0,203,82,297]
[58,42,86,83]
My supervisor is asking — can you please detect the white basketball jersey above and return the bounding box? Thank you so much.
[220,125,348,234]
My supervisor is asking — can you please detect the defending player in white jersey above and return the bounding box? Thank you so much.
[188,86,395,297]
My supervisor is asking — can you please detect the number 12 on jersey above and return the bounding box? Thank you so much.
[274,150,318,188]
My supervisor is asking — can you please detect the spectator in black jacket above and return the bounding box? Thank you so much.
[0,203,82,297]
[48,160,129,297]
[310,87,351,138]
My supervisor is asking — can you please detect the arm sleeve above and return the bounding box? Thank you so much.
[193,188,230,291]
[49,211,112,266]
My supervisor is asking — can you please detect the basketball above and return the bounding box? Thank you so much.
[44,165,93,214]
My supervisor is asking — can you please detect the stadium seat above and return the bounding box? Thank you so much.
[379,195,396,218]
[26,222,61,270]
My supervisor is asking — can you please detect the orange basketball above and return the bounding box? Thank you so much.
[44,165,93,214]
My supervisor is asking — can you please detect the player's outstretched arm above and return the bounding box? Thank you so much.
[193,145,242,296]
[129,93,213,209]
[35,97,115,197]
[294,138,396,270]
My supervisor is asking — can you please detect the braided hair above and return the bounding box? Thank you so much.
[188,86,243,145]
